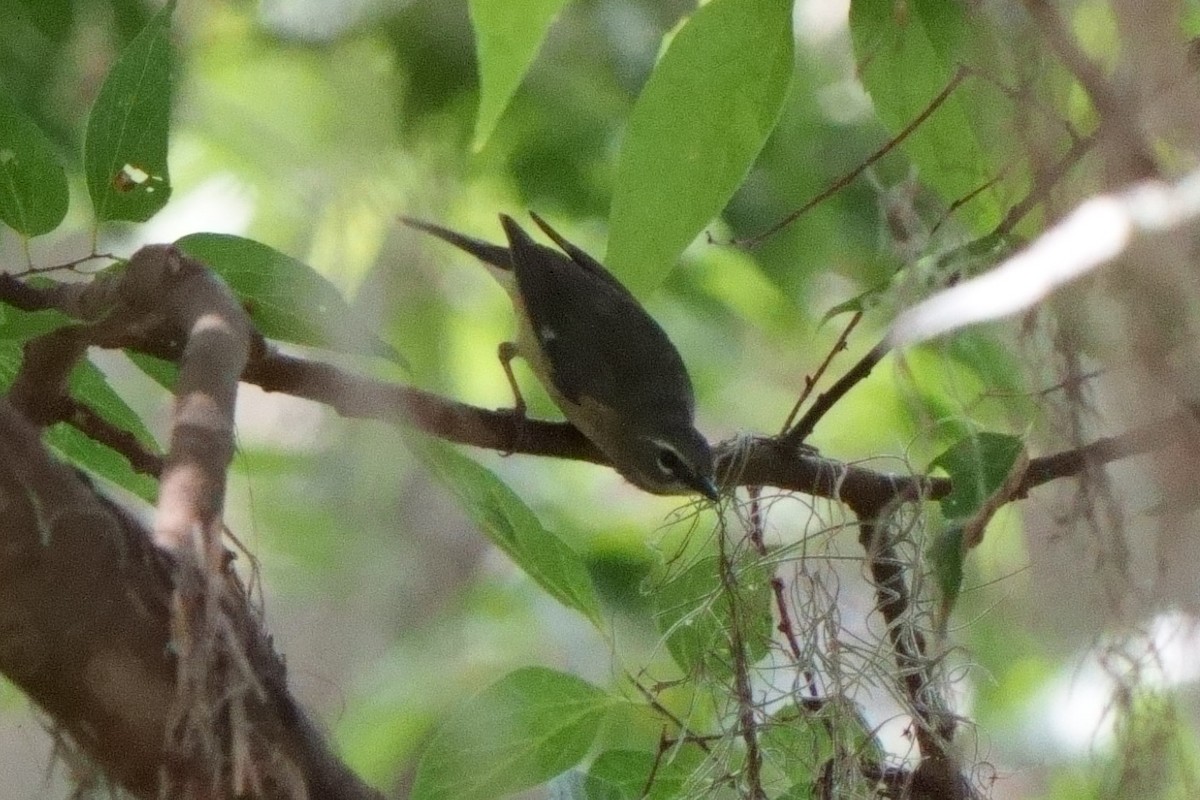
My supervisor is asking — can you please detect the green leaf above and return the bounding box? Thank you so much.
[928,522,966,616]
[56,356,160,501]
[0,343,158,501]
[83,0,174,223]
[848,0,1018,231]
[760,700,881,795]
[652,554,773,679]
[929,431,1023,519]
[0,305,73,344]
[175,233,403,364]
[607,0,793,296]
[585,748,704,800]
[68,356,160,455]
[0,86,69,236]
[125,350,179,391]
[418,441,603,624]
[411,667,614,800]
[819,283,886,327]
[928,431,1022,622]
[45,422,158,502]
[469,0,568,151]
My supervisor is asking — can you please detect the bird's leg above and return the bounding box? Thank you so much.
[497,341,526,417]
[497,341,527,456]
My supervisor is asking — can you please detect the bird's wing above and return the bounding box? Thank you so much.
[500,215,694,412]
[526,211,631,297]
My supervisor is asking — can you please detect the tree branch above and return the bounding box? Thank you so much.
[0,399,383,800]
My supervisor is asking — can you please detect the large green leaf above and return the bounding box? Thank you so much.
[67,356,160,456]
[418,441,602,624]
[0,86,69,236]
[58,355,159,501]
[411,667,614,800]
[849,0,1019,232]
[607,0,793,296]
[175,233,402,363]
[125,350,179,391]
[83,1,174,223]
[652,554,773,679]
[469,0,568,150]
[45,421,158,503]
[585,748,704,800]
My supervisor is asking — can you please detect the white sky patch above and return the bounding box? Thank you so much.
[128,172,256,246]
[795,0,850,45]
[1035,609,1200,753]
[259,0,376,41]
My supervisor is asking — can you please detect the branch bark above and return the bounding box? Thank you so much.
[0,399,382,800]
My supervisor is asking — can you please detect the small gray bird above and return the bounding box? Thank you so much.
[402,213,718,500]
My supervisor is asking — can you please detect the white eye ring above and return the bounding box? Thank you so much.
[655,445,685,477]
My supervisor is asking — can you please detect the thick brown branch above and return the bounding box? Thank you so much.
[0,400,383,800]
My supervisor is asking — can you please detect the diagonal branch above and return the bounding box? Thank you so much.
[0,399,383,800]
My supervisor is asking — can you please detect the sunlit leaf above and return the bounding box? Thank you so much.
[469,0,568,150]
[608,0,793,295]
[849,0,1021,232]
[418,441,602,624]
[411,667,614,800]
[84,0,174,223]
[0,86,69,236]
[175,233,403,364]
[652,554,772,678]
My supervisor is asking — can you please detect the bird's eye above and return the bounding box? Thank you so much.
[655,445,686,478]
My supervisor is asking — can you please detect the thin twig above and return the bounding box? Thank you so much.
[629,676,713,754]
[735,67,969,248]
[780,312,862,434]
[66,401,164,476]
[782,339,891,447]
[13,252,118,277]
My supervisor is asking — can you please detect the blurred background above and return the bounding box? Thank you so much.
[4,1,1196,798]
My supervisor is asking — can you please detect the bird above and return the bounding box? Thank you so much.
[401,212,719,501]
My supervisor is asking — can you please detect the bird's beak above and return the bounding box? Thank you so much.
[694,476,720,502]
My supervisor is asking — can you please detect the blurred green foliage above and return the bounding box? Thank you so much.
[3,1,1193,799]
